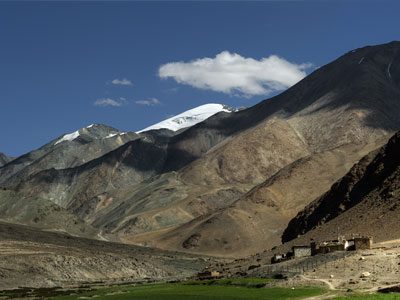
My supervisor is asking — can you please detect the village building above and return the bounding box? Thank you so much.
[271,253,290,264]
[270,236,373,264]
[292,246,312,257]
[311,240,349,255]
[354,237,373,250]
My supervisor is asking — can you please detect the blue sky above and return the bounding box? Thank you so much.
[1,0,399,157]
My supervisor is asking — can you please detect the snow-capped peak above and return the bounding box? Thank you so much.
[137,103,232,133]
[54,124,128,145]
[54,130,80,145]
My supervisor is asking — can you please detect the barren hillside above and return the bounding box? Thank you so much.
[283,130,400,244]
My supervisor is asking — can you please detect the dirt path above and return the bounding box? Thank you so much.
[299,275,335,290]
[304,293,339,300]
[375,239,400,246]
[299,276,342,300]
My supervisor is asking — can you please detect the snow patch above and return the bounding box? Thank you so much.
[54,125,128,145]
[105,132,127,138]
[54,130,80,145]
[137,103,232,133]
[358,57,364,64]
[105,133,118,138]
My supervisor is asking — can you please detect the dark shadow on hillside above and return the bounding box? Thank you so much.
[163,42,400,171]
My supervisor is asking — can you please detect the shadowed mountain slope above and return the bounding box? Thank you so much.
[12,134,169,211]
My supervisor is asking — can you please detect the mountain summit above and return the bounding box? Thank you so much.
[54,123,131,145]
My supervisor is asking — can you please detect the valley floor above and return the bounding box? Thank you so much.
[199,240,400,299]
[0,221,212,289]
[2,220,400,300]
[2,278,399,300]
[0,279,326,300]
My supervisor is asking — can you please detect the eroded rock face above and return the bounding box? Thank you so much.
[183,233,202,249]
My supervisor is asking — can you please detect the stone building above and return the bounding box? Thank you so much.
[271,253,290,264]
[354,237,373,250]
[311,240,349,255]
[292,246,311,257]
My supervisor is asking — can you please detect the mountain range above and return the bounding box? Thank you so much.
[1,41,400,259]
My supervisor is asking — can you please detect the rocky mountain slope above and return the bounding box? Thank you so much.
[0,152,13,167]
[12,133,170,211]
[1,41,400,258]
[282,130,400,244]
[0,188,101,239]
[130,137,386,257]
[122,41,400,256]
[0,124,138,186]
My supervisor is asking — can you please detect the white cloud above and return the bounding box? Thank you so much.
[93,97,127,107]
[135,98,161,106]
[110,78,133,86]
[158,51,313,97]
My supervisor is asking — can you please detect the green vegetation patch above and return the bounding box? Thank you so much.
[51,280,325,300]
[0,286,94,299]
[183,277,276,288]
[335,294,400,300]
